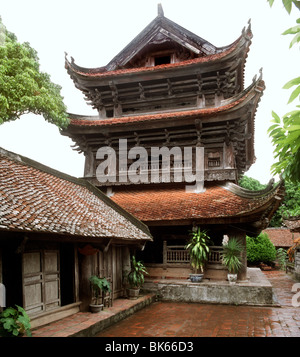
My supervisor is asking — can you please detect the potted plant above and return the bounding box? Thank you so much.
[185,227,211,282]
[89,275,111,313]
[127,256,148,299]
[0,305,31,337]
[221,238,243,284]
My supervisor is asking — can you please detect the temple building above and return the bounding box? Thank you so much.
[63,5,284,281]
[0,147,152,327]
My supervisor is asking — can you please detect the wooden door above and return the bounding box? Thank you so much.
[22,250,60,315]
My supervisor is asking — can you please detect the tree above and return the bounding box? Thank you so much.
[0,18,69,129]
[270,180,300,226]
[246,232,277,265]
[238,175,267,191]
[239,176,300,227]
[267,1,300,183]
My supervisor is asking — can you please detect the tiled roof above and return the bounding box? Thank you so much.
[67,78,265,128]
[0,148,152,241]
[111,182,284,224]
[263,228,300,248]
[68,98,242,127]
[65,15,252,79]
[284,217,300,233]
[65,43,238,79]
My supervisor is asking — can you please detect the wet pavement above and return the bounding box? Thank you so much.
[96,271,300,337]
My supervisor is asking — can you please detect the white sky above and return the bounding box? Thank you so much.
[0,0,299,184]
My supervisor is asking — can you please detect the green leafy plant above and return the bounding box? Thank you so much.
[89,276,111,305]
[246,232,277,265]
[0,305,31,337]
[127,256,148,288]
[267,0,300,183]
[276,248,288,270]
[0,17,69,128]
[185,228,211,273]
[238,175,267,191]
[222,238,243,274]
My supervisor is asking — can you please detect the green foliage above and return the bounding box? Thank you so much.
[269,110,300,183]
[127,256,148,288]
[222,238,243,274]
[268,0,300,13]
[0,18,69,128]
[267,1,300,183]
[246,232,277,264]
[270,180,300,226]
[239,176,267,191]
[276,248,288,270]
[185,227,211,273]
[0,305,31,337]
[89,276,111,304]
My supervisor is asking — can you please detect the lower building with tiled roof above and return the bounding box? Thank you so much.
[263,227,300,249]
[0,147,152,328]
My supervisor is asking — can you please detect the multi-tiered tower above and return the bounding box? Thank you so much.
[63,6,283,280]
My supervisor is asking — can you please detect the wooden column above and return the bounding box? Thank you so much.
[84,148,95,178]
[73,244,80,303]
[0,247,4,310]
[163,240,167,269]
[0,247,2,285]
[122,247,131,296]
[79,254,93,311]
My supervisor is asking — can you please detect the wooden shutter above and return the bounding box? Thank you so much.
[22,250,60,315]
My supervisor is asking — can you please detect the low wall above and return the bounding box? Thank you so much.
[145,264,228,280]
[143,268,275,306]
[145,265,192,279]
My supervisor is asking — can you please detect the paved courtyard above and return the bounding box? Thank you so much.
[96,271,300,337]
[30,270,300,337]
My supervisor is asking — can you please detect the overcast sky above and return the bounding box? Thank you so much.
[0,0,299,184]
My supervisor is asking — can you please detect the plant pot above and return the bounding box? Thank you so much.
[189,274,204,282]
[127,288,140,299]
[89,303,104,313]
[227,273,237,285]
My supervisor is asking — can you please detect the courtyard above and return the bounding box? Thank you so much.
[31,270,300,338]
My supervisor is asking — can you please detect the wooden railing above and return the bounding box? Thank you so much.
[208,246,223,264]
[166,245,190,264]
[163,242,223,266]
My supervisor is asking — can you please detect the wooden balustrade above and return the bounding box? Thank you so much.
[163,242,223,266]
[208,246,223,264]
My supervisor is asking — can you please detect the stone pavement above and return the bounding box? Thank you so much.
[30,270,300,337]
[31,294,155,337]
[96,270,300,337]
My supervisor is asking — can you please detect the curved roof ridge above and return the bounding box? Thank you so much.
[65,16,252,78]
[223,178,284,199]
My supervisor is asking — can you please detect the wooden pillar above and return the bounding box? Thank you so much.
[79,254,93,311]
[0,247,2,285]
[84,148,95,178]
[73,244,80,303]
[122,247,131,274]
[122,247,131,296]
[0,247,4,310]
[228,231,247,281]
[163,240,167,270]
